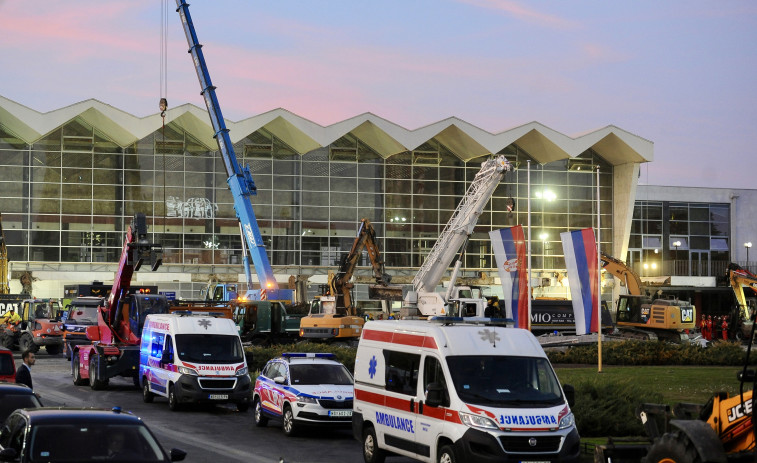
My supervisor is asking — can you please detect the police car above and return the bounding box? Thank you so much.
[253,353,354,436]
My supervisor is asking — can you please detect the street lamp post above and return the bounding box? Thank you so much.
[672,241,681,275]
[745,242,752,267]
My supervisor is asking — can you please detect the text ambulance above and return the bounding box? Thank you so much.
[352,319,580,463]
[139,312,251,412]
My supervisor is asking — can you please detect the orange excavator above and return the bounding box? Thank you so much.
[299,219,401,341]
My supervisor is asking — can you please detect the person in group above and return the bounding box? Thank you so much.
[15,349,35,390]
[105,430,141,460]
[1,308,21,326]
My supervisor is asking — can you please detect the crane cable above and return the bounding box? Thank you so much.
[159,0,169,235]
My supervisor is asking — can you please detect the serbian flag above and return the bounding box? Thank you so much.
[489,225,529,328]
[560,228,599,335]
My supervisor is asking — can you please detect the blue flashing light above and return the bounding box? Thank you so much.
[281,352,336,359]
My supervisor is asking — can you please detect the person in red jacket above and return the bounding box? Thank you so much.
[722,316,729,340]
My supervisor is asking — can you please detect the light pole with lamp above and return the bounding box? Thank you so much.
[745,242,752,267]
[672,241,681,275]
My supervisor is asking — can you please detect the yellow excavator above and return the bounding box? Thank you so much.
[726,263,757,340]
[601,252,696,341]
[299,219,401,341]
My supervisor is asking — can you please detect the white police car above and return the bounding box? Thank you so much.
[253,353,354,436]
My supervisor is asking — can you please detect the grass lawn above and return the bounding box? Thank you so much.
[554,364,744,406]
[554,365,749,461]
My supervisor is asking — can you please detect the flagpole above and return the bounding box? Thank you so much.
[597,166,602,373]
[527,160,532,331]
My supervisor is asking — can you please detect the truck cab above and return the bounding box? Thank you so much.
[62,297,104,360]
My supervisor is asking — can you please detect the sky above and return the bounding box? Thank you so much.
[1,0,756,188]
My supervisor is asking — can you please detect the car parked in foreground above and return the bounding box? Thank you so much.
[0,407,187,462]
[253,353,354,436]
[0,382,42,423]
[0,347,14,382]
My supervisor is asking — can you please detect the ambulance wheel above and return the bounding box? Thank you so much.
[89,353,108,390]
[362,426,385,463]
[72,352,86,386]
[438,445,457,463]
[19,333,39,353]
[168,383,181,411]
[282,404,298,436]
[643,431,702,463]
[142,379,154,403]
[45,344,61,355]
[253,397,268,427]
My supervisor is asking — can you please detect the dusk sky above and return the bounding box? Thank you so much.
[1,1,755,189]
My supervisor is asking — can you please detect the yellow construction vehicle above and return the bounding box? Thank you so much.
[299,219,401,341]
[726,263,757,340]
[602,252,696,341]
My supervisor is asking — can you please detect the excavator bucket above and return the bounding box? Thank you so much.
[368,284,404,301]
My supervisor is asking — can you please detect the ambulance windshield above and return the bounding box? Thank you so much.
[175,334,244,364]
[446,356,564,407]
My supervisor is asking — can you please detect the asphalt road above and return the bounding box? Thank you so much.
[22,352,415,463]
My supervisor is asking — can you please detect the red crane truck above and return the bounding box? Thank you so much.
[71,213,167,389]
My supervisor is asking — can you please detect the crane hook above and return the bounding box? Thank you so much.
[159,98,168,118]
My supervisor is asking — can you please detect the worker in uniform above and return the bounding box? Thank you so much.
[722,316,729,341]
[1,308,21,326]
[705,315,713,341]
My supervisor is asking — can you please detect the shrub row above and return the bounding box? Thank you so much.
[245,342,357,374]
[547,340,755,366]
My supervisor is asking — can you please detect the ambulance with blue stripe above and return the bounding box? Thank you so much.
[138,312,251,412]
[352,318,580,463]
[253,353,355,436]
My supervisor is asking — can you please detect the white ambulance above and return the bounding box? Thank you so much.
[352,318,580,463]
[139,312,251,412]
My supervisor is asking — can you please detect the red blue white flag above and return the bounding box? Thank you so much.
[489,225,529,329]
[560,228,599,335]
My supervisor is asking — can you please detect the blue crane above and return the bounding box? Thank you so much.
[175,0,292,302]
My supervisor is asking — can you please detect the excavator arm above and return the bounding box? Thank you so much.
[600,252,643,296]
[727,263,757,320]
[330,219,393,316]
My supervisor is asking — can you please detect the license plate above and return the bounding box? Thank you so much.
[209,394,228,400]
[328,410,352,417]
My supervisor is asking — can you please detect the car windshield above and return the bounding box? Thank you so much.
[175,334,244,364]
[68,306,99,325]
[289,363,353,386]
[446,355,564,407]
[0,393,41,422]
[29,423,165,462]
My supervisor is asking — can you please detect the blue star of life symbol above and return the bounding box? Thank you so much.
[368,355,377,379]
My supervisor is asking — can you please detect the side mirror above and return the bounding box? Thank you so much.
[170,448,187,462]
[563,384,575,408]
[274,376,286,385]
[0,448,18,461]
[425,382,444,408]
[161,351,173,365]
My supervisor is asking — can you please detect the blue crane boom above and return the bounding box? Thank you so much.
[175,0,291,301]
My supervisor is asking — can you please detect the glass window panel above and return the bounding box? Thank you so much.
[670,206,688,221]
[569,214,594,229]
[711,221,729,236]
[331,177,356,193]
[710,205,729,223]
[690,236,709,250]
[711,238,729,251]
[690,222,709,236]
[690,207,709,221]
[670,221,688,235]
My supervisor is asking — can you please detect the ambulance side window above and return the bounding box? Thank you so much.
[383,350,420,396]
[423,356,450,407]
[162,335,174,363]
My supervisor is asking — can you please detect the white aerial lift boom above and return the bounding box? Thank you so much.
[402,155,511,317]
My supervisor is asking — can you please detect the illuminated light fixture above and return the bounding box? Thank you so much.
[534,190,556,201]
[651,263,657,269]
[539,232,548,241]
[643,263,649,270]
[746,242,752,262]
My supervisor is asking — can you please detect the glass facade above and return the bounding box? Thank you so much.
[628,200,730,277]
[0,117,614,299]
